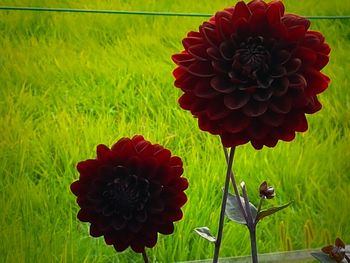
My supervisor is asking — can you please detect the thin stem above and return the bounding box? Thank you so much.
[257,197,264,215]
[249,227,258,263]
[142,250,149,263]
[222,147,248,221]
[241,183,258,263]
[213,147,235,263]
[241,182,254,226]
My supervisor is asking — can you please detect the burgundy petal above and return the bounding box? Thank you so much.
[285,58,301,75]
[220,132,250,147]
[294,47,317,64]
[243,100,268,117]
[224,91,250,110]
[200,22,219,47]
[304,68,330,96]
[247,120,271,140]
[289,74,307,91]
[314,53,329,70]
[219,41,236,60]
[223,112,251,133]
[248,0,268,14]
[266,0,284,25]
[188,44,209,61]
[252,89,273,101]
[188,61,215,77]
[172,52,194,65]
[182,36,203,50]
[96,144,111,161]
[206,99,231,120]
[260,110,285,127]
[210,76,236,93]
[232,1,251,23]
[274,49,291,65]
[271,77,289,96]
[269,96,292,114]
[270,66,287,78]
[286,25,307,41]
[194,79,218,98]
[283,112,308,132]
[207,47,222,60]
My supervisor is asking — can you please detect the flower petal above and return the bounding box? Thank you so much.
[269,96,292,114]
[188,44,209,61]
[260,110,285,127]
[182,36,203,50]
[232,1,251,23]
[222,112,251,133]
[194,79,218,98]
[266,0,284,25]
[210,76,236,93]
[224,91,250,110]
[304,69,330,96]
[243,100,268,117]
[271,77,289,96]
[188,61,215,77]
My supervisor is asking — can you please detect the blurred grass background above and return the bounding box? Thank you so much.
[0,0,349,262]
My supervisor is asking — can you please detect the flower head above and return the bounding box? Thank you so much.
[322,238,346,262]
[259,181,275,199]
[70,135,188,253]
[172,0,330,149]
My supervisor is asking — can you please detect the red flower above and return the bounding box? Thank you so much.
[322,238,346,262]
[70,135,188,253]
[172,0,330,149]
[259,181,275,199]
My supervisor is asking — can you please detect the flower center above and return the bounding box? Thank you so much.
[234,36,270,77]
[101,166,150,218]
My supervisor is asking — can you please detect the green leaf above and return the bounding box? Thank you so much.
[311,252,338,262]
[225,193,257,225]
[256,201,293,222]
[194,227,216,243]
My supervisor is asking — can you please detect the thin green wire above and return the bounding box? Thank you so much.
[0,6,350,19]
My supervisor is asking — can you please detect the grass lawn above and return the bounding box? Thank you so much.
[0,0,349,262]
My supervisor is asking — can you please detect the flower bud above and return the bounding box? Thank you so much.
[321,238,346,263]
[259,181,275,199]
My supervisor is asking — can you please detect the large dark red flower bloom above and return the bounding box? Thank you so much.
[70,135,188,253]
[172,0,330,149]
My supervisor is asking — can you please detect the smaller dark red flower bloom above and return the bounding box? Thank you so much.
[259,181,275,199]
[70,135,188,253]
[322,238,346,263]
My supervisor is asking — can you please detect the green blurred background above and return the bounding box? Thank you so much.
[0,0,349,262]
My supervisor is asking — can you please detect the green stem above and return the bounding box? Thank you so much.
[222,147,258,262]
[142,249,149,263]
[249,226,258,263]
[213,147,235,263]
[222,147,248,221]
[241,183,258,263]
[257,197,264,215]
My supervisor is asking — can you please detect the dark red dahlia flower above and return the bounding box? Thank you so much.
[172,0,330,149]
[70,135,188,253]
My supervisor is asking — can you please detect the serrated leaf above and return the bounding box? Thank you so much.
[225,193,257,225]
[311,252,337,262]
[194,227,216,243]
[256,201,292,222]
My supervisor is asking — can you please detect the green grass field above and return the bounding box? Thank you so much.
[1,0,349,262]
